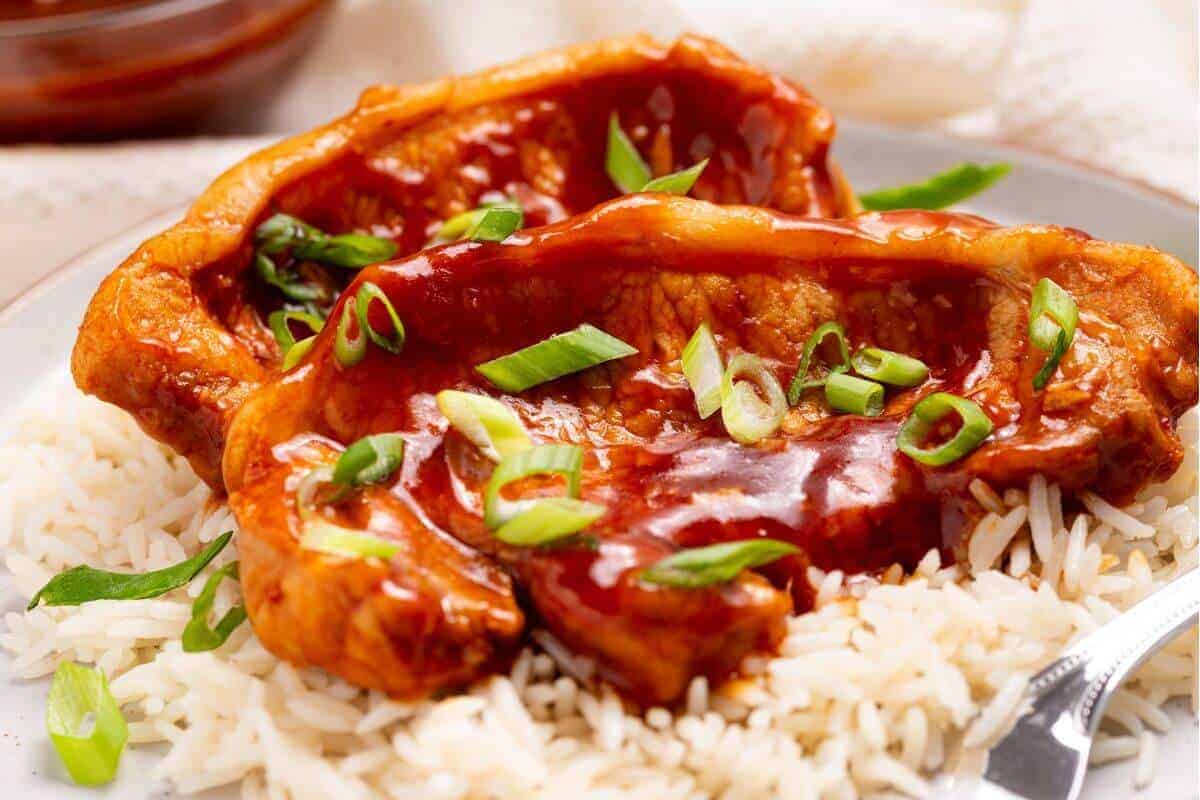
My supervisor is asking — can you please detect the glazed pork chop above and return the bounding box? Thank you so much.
[223,196,1198,705]
[71,34,853,488]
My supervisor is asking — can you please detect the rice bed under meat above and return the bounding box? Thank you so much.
[1,372,1195,799]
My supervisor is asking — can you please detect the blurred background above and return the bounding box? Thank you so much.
[0,0,1196,302]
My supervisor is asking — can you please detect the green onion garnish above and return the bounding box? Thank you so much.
[466,200,524,242]
[355,281,405,354]
[436,204,493,241]
[281,336,317,371]
[605,113,652,194]
[851,347,929,387]
[605,113,708,195]
[269,309,324,357]
[256,213,397,268]
[494,497,606,546]
[681,323,724,419]
[476,324,638,393]
[640,539,799,588]
[254,252,329,303]
[302,522,401,560]
[28,531,233,609]
[642,158,709,195]
[334,297,367,367]
[897,392,993,466]
[721,353,787,444]
[484,444,584,529]
[181,562,246,653]
[436,390,531,461]
[825,372,885,416]
[858,163,1012,211]
[1028,277,1078,390]
[332,433,406,488]
[46,662,128,786]
[787,321,851,405]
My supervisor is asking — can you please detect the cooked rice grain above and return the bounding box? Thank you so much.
[1,373,1195,799]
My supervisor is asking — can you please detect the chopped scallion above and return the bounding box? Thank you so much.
[28,531,234,609]
[896,392,993,466]
[268,309,324,357]
[256,213,397,268]
[302,522,401,560]
[254,252,329,303]
[825,372,885,416]
[476,324,638,393]
[436,390,531,461]
[334,297,367,367]
[281,336,317,371]
[466,200,524,242]
[332,433,406,488]
[640,539,798,588]
[787,321,851,405]
[605,113,651,194]
[681,324,724,419]
[851,347,928,387]
[484,444,584,529]
[1028,277,1078,390]
[495,497,606,546]
[642,158,709,195]
[858,163,1012,211]
[181,562,246,653]
[721,353,787,444]
[46,662,128,786]
[355,281,405,354]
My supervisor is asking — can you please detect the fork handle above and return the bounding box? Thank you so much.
[1028,567,1199,733]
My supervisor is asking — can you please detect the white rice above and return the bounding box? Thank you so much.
[1,371,1196,799]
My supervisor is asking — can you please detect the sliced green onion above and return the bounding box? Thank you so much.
[1029,278,1078,349]
[484,444,584,529]
[181,562,246,653]
[269,309,324,354]
[642,158,709,195]
[355,281,405,354]
[281,336,316,371]
[787,321,851,405]
[1032,328,1069,391]
[897,392,993,466]
[332,433,406,487]
[436,390,531,461]
[256,213,397,268]
[1028,278,1078,390]
[494,497,606,546]
[435,204,493,241]
[681,323,724,418]
[721,353,787,444]
[641,539,799,588]
[858,163,1012,211]
[254,252,328,303]
[28,531,233,609]
[476,324,638,392]
[46,662,128,786]
[825,372,885,416]
[605,113,651,194]
[334,297,366,367]
[851,347,928,387]
[466,200,524,242]
[301,521,401,560]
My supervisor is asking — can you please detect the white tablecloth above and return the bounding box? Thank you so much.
[0,0,1194,306]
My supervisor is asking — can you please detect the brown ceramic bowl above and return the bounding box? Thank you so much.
[0,0,334,142]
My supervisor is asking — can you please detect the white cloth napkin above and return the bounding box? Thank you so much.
[0,0,1195,305]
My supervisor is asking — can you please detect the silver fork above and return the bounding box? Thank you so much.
[936,567,1199,800]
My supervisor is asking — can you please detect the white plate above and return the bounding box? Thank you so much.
[0,122,1195,798]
